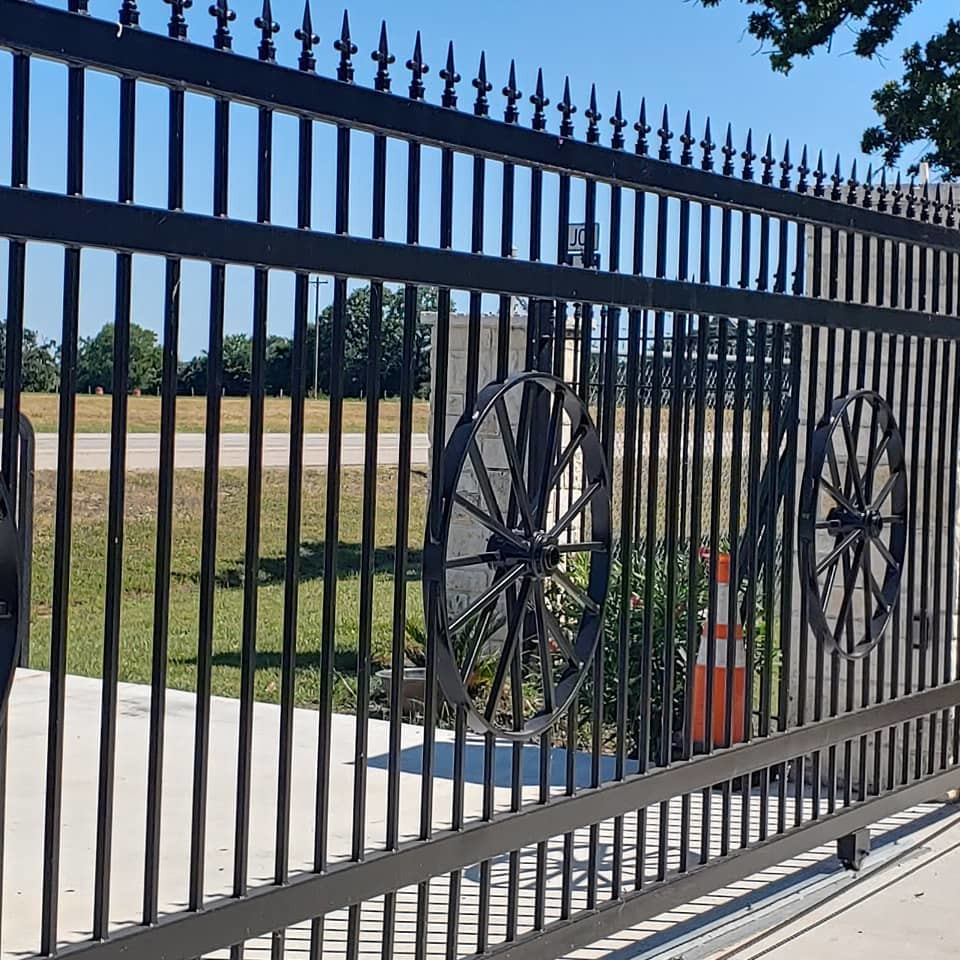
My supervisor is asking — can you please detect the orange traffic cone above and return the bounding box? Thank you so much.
[693,553,746,749]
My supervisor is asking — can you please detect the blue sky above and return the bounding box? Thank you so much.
[0,0,948,361]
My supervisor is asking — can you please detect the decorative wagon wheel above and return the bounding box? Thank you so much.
[424,372,612,740]
[798,390,907,660]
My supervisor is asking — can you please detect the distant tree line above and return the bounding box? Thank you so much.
[0,286,437,398]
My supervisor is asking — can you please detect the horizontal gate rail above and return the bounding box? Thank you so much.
[1,186,958,342]
[49,681,960,960]
[2,1,960,253]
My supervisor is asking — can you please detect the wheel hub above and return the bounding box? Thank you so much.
[489,531,562,579]
[826,506,884,539]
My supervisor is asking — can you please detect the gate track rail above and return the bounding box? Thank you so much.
[50,681,960,960]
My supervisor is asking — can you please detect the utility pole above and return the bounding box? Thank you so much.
[311,276,329,399]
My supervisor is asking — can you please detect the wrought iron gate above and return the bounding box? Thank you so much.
[1,2,959,958]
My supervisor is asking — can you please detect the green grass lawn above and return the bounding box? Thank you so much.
[28,467,428,711]
[20,394,431,435]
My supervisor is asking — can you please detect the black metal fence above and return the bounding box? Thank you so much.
[1,3,959,960]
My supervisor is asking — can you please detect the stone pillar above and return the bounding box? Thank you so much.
[425,309,530,618]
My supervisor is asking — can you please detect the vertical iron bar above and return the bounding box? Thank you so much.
[417,140,454,960]
[143,68,184,929]
[230,102,272,960]
[311,121,350,960]
[382,132,423,960]
[93,72,136,940]
[41,49,83,954]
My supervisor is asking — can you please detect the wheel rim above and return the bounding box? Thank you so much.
[424,372,612,740]
[798,390,907,660]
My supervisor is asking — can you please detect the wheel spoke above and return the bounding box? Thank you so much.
[864,429,891,503]
[453,493,526,551]
[815,529,860,577]
[832,539,865,648]
[556,541,606,554]
[484,579,533,723]
[460,598,497,683]
[840,410,867,508]
[446,552,514,570]
[826,438,844,489]
[468,440,505,527]
[861,539,874,640]
[533,585,556,713]
[534,387,565,526]
[872,534,901,572]
[495,397,536,534]
[879,515,905,526]
[448,563,526,635]
[864,544,889,613]
[547,481,601,541]
[539,588,579,665]
[549,423,587,490]
[553,569,600,614]
[820,552,842,606]
[870,472,899,512]
[820,477,859,516]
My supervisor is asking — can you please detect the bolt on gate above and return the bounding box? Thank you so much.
[0,2,959,959]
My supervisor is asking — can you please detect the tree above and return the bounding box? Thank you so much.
[222,333,252,397]
[313,286,435,399]
[0,321,59,393]
[698,3,960,177]
[76,322,163,394]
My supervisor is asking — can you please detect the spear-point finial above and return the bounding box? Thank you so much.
[530,68,549,130]
[779,140,792,189]
[830,154,843,201]
[700,117,714,171]
[610,92,627,150]
[406,31,428,100]
[558,77,576,138]
[163,0,191,38]
[892,172,903,215]
[796,145,809,193]
[721,123,735,176]
[679,111,695,166]
[741,129,755,180]
[585,84,601,144]
[440,42,460,109]
[209,0,235,50]
[371,21,395,92]
[255,0,280,62]
[862,164,874,208]
[920,178,931,221]
[472,52,492,117]
[503,60,521,124]
[877,167,889,211]
[120,0,140,27]
[294,1,318,72]
[946,186,956,228]
[906,176,918,218]
[846,159,859,204]
[334,10,358,82]
[933,182,943,224]
[813,150,826,197]
[634,98,651,156]
[761,134,775,185]
[657,105,673,161]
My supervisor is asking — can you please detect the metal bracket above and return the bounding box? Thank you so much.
[837,828,871,871]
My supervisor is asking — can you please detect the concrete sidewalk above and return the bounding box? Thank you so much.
[700,815,960,960]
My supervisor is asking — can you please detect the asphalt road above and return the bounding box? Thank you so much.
[33,433,432,471]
